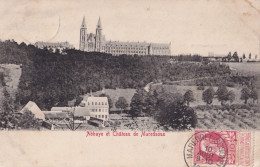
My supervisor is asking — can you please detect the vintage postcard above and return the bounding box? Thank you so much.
[0,0,260,166]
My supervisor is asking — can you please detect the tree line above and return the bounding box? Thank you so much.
[202,85,258,105]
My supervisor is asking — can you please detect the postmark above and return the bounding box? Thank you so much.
[184,130,252,167]
[184,130,229,167]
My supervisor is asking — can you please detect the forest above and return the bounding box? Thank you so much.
[0,40,232,110]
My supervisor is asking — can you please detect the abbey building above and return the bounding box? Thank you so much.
[79,17,171,56]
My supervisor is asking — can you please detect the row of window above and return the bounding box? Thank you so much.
[109,51,146,54]
[92,108,108,112]
[107,47,146,50]
[95,115,108,119]
[152,47,170,50]
[87,102,108,106]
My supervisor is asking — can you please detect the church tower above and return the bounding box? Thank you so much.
[79,16,88,51]
[95,17,103,52]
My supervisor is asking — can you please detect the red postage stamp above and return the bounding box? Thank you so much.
[184,130,253,167]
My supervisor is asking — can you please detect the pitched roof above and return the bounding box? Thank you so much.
[51,107,73,112]
[20,101,45,120]
[84,96,108,104]
[49,107,90,117]
[44,112,69,119]
[97,17,102,29]
[81,16,86,28]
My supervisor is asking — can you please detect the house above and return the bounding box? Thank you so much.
[20,101,45,120]
[81,96,109,121]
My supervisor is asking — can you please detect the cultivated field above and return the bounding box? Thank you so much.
[196,106,260,130]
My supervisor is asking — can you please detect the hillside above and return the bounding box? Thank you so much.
[0,40,232,110]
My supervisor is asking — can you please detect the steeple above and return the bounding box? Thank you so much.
[97,16,102,29]
[79,16,88,51]
[81,16,86,28]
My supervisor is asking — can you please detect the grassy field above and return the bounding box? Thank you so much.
[224,62,260,76]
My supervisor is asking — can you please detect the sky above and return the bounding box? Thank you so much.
[0,0,260,56]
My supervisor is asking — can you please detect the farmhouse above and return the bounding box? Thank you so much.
[20,101,45,120]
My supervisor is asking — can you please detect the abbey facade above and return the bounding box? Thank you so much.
[79,17,171,56]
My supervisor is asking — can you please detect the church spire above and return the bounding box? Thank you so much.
[97,16,102,29]
[81,16,86,28]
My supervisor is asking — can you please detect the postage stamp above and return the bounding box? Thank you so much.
[184,130,253,167]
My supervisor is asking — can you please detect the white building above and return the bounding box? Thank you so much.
[81,96,109,121]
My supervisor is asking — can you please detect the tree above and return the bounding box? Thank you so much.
[0,72,5,86]
[232,52,239,62]
[156,102,197,130]
[55,48,60,54]
[216,85,229,105]
[240,87,251,104]
[144,92,157,116]
[130,92,144,118]
[227,90,235,103]
[129,88,148,117]
[243,53,246,59]
[99,93,113,109]
[0,87,18,129]
[74,96,83,106]
[250,88,258,103]
[17,109,41,130]
[157,92,184,107]
[227,52,232,61]
[202,87,215,105]
[184,90,195,106]
[115,97,128,114]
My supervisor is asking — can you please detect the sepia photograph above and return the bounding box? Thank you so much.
[0,0,259,166]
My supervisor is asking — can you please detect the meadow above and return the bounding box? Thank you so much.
[224,62,260,76]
